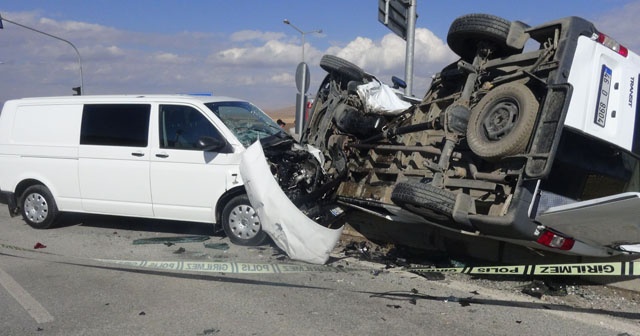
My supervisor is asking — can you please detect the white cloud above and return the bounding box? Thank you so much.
[324,28,455,95]
[271,72,295,84]
[153,52,190,64]
[212,39,299,66]
[0,11,456,108]
[327,28,454,73]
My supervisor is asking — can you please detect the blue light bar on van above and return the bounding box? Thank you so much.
[185,92,213,96]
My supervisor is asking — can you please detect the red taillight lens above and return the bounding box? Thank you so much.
[596,33,629,57]
[536,230,575,250]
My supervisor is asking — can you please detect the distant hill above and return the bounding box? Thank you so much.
[264,106,295,124]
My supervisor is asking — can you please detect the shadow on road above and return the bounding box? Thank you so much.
[54,213,219,237]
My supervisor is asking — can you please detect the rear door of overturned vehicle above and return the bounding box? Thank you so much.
[534,27,640,253]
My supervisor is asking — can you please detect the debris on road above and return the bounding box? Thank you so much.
[132,235,210,245]
[521,280,568,298]
[33,242,46,249]
[203,242,230,250]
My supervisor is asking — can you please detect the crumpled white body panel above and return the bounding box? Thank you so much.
[356,77,411,115]
[239,142,344,264]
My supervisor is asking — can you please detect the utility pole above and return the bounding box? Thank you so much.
[0,13,84,95]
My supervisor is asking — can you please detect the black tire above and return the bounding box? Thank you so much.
[447,13,521,61]
[391,182,456,220]
[20,185,59,229]
[221,194,268,246]
[466,83,539,160]
[319,55,365,82]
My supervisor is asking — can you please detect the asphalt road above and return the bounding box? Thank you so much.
[1,207,639,336]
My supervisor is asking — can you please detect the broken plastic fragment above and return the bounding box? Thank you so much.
[203,242,230,250]
[520,280,568,298]
[132,235,210,245]
[33,242,46,249]
[240,142,344,264]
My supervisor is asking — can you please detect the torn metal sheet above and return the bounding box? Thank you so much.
[132,235,210,245]
[240,142,344,264]
[537,193,640,248]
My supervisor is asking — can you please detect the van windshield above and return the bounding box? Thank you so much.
[205,101,283,147]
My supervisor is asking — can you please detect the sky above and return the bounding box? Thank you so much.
[1,0,640,111]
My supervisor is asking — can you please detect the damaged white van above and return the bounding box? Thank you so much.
[261,13,640,258]
[0,94,285,246]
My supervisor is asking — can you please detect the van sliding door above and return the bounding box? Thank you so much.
[78,104,153,216]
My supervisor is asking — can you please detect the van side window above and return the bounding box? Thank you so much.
[159,105,225,150]
[80,104,150,147]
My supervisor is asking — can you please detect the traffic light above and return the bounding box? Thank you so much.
[72,86,81,96]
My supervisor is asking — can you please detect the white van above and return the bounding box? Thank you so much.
[0,94,285,246]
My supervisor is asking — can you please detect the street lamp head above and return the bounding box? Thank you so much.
[283,19,290,25]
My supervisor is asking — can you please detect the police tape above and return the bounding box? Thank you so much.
[2,243,639,277]
[96,259,346,274]
[407,261,640,276]
[0,243,350,274]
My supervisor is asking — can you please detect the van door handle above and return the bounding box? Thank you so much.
[131,152,145,157]
[155,153,169,158]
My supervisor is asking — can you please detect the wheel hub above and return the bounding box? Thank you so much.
[24,193,48,223]
[229,205,260,239]
[483,100,518,140]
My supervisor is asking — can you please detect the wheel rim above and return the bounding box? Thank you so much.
[228,204,260,240]
[482,99,519,140]
[24,193,48,223]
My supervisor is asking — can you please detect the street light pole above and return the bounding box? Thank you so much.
[0,13,84,95]
[283,19,322,136]
[283,19,322,64]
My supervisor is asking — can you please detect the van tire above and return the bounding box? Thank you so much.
[20,185,59,229]
[391,182,456,221]
[221,194,268,246]
[447,13,521,61]
[319,55,365,82]
[466,83,539,160]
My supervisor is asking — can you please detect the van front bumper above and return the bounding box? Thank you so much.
[0,190,19,217]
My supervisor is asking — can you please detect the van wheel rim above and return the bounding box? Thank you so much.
[228,205,260,240]
[24,193,48,223]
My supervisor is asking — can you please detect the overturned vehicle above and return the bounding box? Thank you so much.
[257,13,640,259]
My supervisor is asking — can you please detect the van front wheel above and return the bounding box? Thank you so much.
[20,185,59,229]
[221,194,268,246]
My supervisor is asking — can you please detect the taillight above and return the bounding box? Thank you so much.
[536,229,575,250]
[595,32,629,57]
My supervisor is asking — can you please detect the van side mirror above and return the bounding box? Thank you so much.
[198,136,227,152]
[391,76,407,89]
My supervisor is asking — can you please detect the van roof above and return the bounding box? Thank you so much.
[10,94,250,105]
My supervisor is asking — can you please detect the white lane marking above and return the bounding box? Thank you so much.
[0,265,54,323]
